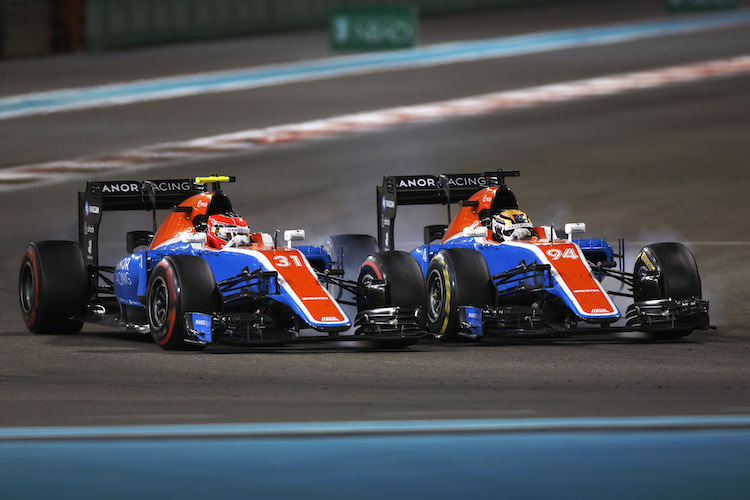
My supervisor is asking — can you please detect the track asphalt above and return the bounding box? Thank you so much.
[0,0,748,431]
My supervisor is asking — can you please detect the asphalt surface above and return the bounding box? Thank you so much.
[1,1,749,427]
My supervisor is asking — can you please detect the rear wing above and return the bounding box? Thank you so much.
[78,179,206,266]
[376,170,519,251]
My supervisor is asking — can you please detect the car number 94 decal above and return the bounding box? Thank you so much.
[545,247,578,260]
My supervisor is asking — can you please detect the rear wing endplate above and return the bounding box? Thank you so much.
[78,179,205,266]
[376,170,519,251]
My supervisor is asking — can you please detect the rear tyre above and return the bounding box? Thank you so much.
[147,255,216,350]
[426,249,494,341]
[633,242,702,340]
[19,241,89,334]
[357,251,426,348]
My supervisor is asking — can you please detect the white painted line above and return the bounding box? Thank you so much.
[1,55,748,190]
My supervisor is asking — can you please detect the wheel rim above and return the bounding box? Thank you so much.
[358,273,374,308]
[426,269,444,324]
[19,261,35,315]
[149,276,169,330]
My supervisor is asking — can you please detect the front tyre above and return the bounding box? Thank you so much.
[633,242,703,340]
[19,241,89,334]
[357,251,426,311]
[357,251,426,348]
[147,255,216,350]
[426,249,494,341]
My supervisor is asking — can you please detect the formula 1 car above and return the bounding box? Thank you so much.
[18,176,423,349]
[356,170,710,341]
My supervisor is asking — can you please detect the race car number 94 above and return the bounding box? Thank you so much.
[546,248,578,260]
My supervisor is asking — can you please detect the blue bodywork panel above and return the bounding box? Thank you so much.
[113,241,346,330]
[411,236,619,322]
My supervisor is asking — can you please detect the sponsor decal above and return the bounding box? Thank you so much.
[321,316,341,322]
[190,313,212,342]
[445,176,487,188]
[591,308,611,313]
[395,176,488,190]
[101,182,141,194]
[100,180,193,194]
[115,271,132,286]
[461,306,483,336]
[546,247,578,260]
[84,201,101,216]
[381,197,395,210]
[84,224,96,235]
[638,251,656,271]
[302,296,329,301]
[397,176,436,189]
[153,180,192,192]
[114,256,133,285]
[573,289,602,294]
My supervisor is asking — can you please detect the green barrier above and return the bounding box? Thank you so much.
[84,0,576,52]
[665,0,737,10]
[330,6,418,51]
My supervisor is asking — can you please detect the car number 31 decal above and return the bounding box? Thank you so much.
[273,254,303,267]
[546,247,578,260]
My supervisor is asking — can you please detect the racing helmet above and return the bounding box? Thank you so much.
[206,214,250,248]
[492,209,533,242]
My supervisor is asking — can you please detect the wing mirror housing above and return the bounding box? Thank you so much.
[284,229,305,247]
[181,232,207,249]
[564,222,586,241]
[462,226,488,239]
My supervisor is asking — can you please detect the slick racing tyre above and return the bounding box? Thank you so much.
[357,251,426,348]
[426,249,494,341]
[147,255,216,350]
[633,242,703,340]
[357,251,426,311]
[19,241,89,334]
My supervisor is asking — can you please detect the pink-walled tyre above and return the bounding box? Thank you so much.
[19,241,88,334]
[147,255,216,350]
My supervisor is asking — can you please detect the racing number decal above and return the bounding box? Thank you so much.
[273,254,303,267]
[546,247,578,261]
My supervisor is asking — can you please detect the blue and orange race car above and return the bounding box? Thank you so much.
[356,170,710,341]
[19,176,422,349]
